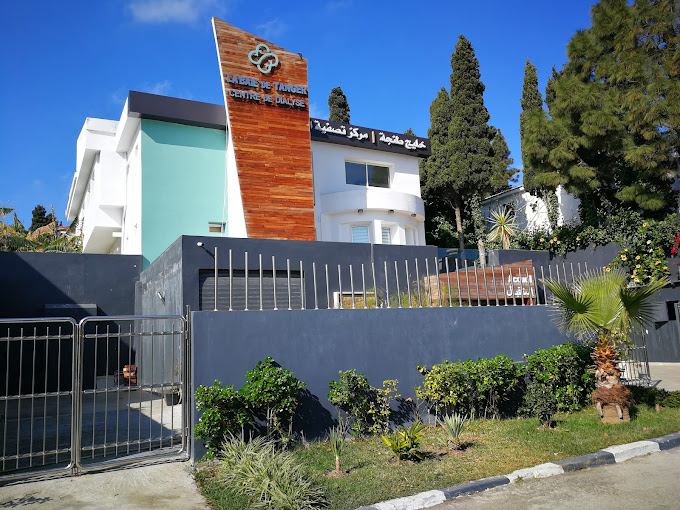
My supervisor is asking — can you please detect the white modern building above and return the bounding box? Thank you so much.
[66,92,429,266]
[481,185,580,231]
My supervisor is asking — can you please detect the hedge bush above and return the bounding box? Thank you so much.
[522,341,595,413]
[415,354,526,419]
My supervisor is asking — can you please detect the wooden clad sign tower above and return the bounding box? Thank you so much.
[213,18,316,241]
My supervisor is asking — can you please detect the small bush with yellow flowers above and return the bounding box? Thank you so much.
[608,222,670,284]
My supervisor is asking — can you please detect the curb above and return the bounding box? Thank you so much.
[356,431,680,510]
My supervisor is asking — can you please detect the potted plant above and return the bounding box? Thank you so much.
[542,268,667,423]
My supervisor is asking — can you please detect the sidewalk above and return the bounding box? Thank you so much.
[650,362,680,391]
[0,461,208,510]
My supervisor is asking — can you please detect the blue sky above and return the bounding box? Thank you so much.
[0,0,597,227]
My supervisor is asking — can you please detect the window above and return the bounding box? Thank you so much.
[381,226,391,245]
[345,162,390,188]
[209,222,225,233]
[352,225,370,243]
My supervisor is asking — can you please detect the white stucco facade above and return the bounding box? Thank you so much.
[311,141,426,245]
[481,185,580,231]
[67,92,429,264]
[66,117,127,254]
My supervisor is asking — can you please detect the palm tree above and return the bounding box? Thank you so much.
[542,268,668,420]
[487,207,517,250]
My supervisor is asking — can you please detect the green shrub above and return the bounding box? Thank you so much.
[415,354,525,419]
[523,380,557,427]
[523,341,595,413]
[194,358,306,459]
[327,370,399,436]
[217,435,326,509]
[629,386,680,408]
[194,381,250,460]
[240,357,306,435]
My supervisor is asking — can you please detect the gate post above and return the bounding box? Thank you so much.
[70,320,85,475]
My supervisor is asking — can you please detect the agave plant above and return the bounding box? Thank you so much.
[542,268,668,418]
[487,206,518,250]
[438,412,467,449]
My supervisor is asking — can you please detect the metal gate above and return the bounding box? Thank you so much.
[620,332,651,386]
[0,315,188,481]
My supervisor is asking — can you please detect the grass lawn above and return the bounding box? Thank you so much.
[195,405,680,510]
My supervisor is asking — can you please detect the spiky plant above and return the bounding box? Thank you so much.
[487,207,518,250]
[438,412,467,449]
[542,269,667,413]
[328,423,345,474]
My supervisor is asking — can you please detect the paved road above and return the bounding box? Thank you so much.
[432,447,680,510]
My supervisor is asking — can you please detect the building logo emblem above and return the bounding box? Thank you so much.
[248,44,279,75]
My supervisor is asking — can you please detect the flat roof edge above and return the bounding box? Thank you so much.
[127,91,227,130]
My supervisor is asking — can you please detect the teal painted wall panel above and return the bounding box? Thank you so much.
[141,119,226,266]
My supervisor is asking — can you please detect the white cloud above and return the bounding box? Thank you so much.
[142,80,173,96]
[110,80,173,105]
[255,18,287,40]
[308,102,327,120]
[111,88,128,105]
[325,1,352,13]
[127,0,224,24]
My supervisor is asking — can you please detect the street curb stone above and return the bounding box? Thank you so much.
[651,431,680,451]
[441,476,510,500]
[372,490,446,510]
[356,432,680,509]
[602,440,660,462]
[507,462,564,482]
[554,451,616,471]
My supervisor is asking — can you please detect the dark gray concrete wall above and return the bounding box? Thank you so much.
[190,306,568,460]
[178,236,438,311]
[645,284,680,362]
[138,237,184,317]
[0,252,142,318]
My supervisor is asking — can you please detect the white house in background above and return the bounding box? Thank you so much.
[481,185,580,231]
[66,92,429,266]
[310,119,426,247]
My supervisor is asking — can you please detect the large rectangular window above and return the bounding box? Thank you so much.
[345,162,390,188]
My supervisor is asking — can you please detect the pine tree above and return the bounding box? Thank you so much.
[404,128,416,136]
[524,0,679,223]
[328,87,350,123]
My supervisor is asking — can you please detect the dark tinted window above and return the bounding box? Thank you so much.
[345,162,367,186]
[368,165,390,188]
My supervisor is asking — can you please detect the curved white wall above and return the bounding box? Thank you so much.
[311,141,426,245]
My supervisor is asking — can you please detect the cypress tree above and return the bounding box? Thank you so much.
[490,128,517,190]
[328,87,350,123]
[519,59,542,192]
[422,36,512,250]
[404,127,416,136]
[520,59,561,231]
[446,35,497,251]
[29,205,51,232]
